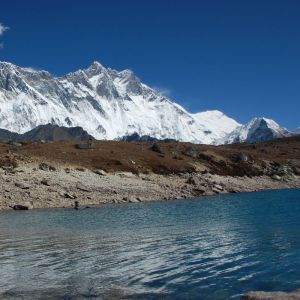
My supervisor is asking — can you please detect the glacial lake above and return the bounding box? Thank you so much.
[0,189,300,299]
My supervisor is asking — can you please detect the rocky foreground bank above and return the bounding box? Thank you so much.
[0,161,299,210]
[0,137,299,210]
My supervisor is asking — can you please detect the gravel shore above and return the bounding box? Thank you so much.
[0,161,299,210]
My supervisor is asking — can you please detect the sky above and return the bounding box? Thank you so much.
[0,0,299,129]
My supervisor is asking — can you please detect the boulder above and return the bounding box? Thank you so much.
[292,166,300,176]
[231,152,249,163]
[76,142,95,149]
[11,205,29,210]
[183,146,198,158]
[150,142,163,154]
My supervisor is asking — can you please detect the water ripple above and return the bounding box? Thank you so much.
[0,189,300,299]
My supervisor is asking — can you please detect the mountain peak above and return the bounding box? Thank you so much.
[90,61,104,68]
[222,117,290,144]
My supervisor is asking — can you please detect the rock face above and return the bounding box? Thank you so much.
[0,61,239,144]
[221,118,290,144]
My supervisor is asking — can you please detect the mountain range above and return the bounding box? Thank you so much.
[0,61,298,144]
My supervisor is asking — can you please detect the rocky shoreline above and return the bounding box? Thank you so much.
[0,160,299,210]
[241,289,300,299]
[0,137,299,210]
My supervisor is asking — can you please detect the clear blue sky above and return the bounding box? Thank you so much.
[0,0,299,129]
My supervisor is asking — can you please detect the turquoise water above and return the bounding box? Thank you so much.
[0,189,300,299]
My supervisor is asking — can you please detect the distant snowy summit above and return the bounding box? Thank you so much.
[293,128,300,135]
[220,118,291,144]
[0,61,295,144]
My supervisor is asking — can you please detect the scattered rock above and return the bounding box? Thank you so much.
[183,146,198,158]
[39,163,56,171]
[186,176,200,185]
[150,142,163,154]
[15,182,30,190]
[76,167,85,172]
[76,182,91,192]
[231,152,249,163]
[213,184,223,191]
[41,179,51,186]
[74,201,79,210]
[76,142,95,149]
[94,169,107,176]
[193,188,206,195]
[116,172,136,178]
[10,205,29,210]
[292,166,300,175]
[212,188,220,194]
[123,196,141,203]
[60,192,76,199]
[172,154,183,160]
[271,174,281,181]
[10,142,22,147]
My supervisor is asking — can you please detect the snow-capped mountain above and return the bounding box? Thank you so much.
[293,128,300,135]
[220,117,290,144]
[0,61,240,144]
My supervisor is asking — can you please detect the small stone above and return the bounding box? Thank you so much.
[186,176,200,185]
[272,174,281,181]
[41,179,51,186]
[60,192,76,199]
[193,188,206,194]
[214,184,223,191]
[39,163,56,171]
[15,182,30,190]
[94,169,107,176]
[76,182,91,192]
[123,196,141,203]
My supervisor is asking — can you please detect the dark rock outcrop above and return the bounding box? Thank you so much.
[0,124,95,143]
